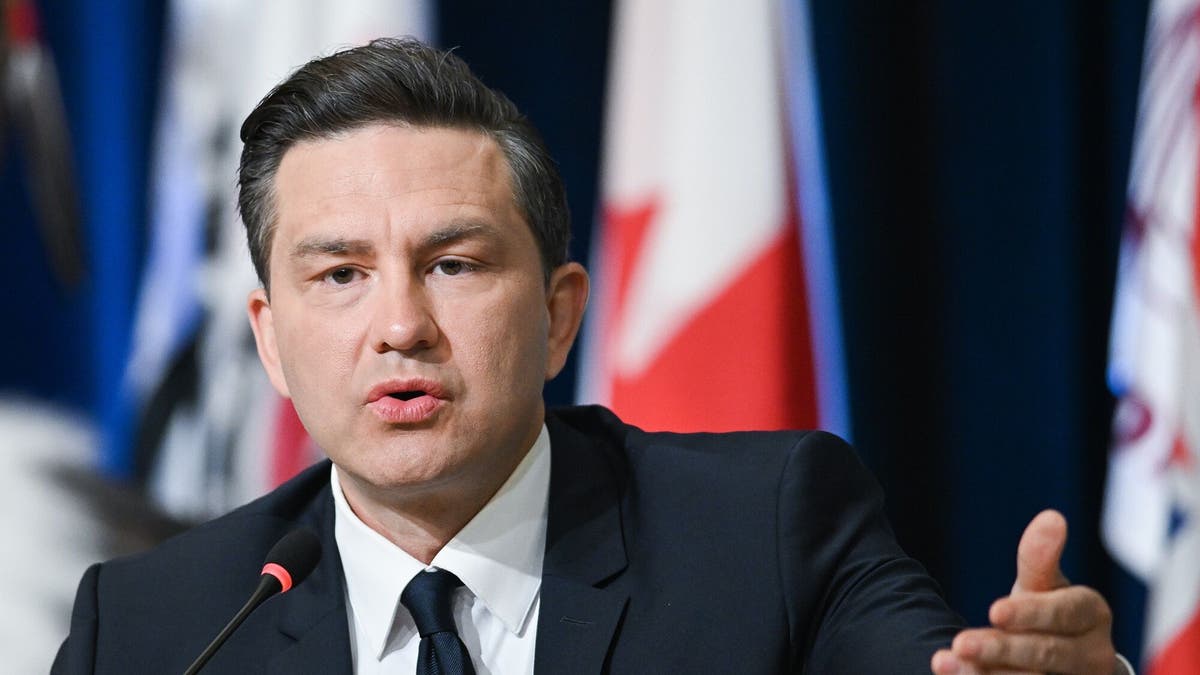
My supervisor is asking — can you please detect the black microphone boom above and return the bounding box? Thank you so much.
[182,529,321,675]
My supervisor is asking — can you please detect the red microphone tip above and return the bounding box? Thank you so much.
[261,562,294,592]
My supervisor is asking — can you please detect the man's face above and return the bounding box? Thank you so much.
[247,124,586,506]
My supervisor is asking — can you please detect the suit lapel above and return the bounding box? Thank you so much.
[536,411,630,674]
[267,480,354,675]
[537,576,628,674]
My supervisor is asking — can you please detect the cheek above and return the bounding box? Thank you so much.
[275,307,361,392]
[503,292,551,384]
[455,286,549,388]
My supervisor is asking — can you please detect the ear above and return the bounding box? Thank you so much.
[544,262,590,381]
[247,288,291,398]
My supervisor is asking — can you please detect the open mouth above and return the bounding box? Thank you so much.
[367,381,444,423]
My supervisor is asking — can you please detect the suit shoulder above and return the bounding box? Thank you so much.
[549,404,863,489]
[636,426,850,460]
[63,462,338,673]
[95,460,332,588]
[553,403,848,457]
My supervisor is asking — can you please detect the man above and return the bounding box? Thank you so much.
[55,38,1127,674]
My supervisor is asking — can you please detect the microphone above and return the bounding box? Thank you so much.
[182,528,322,675]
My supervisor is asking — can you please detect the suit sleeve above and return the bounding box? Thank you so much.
[52,563,100,675]
[777,431,964,673]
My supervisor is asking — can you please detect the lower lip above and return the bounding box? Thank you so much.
[368,395,444,424]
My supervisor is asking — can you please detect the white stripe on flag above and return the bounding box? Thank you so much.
[137,0,432,518]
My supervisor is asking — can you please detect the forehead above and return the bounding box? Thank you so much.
[271,124,523,247]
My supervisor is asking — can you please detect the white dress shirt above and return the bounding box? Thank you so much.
[331,425,550,675]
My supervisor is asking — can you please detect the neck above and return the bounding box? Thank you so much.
[336,424,541,565]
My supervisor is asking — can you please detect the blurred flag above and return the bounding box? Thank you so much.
[1104,0,1200,671]
[579,0,848,435]
[1,0,84,287]
[0,398,101,673]
[126,0,432,519]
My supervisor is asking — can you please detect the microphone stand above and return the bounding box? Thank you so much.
[182,574,281,675]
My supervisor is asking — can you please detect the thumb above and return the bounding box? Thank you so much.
[1013,509,1069,593]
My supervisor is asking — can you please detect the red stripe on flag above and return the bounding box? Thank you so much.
[609,219,818,432]
[1167,434,1193,469]
[270,398,311,487]
[5,0,40,44]
[603,199,660,317]
[1149,607,1200,675]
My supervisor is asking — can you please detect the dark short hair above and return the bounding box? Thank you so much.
[237,37,570,289]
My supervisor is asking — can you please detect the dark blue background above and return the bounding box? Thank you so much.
[6,0,1150,665]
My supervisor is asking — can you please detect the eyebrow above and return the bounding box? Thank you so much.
[419,221,501,251]
[289,237,375,260]
[287,222,502,261]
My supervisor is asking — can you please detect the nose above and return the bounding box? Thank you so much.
[369,274,439,354]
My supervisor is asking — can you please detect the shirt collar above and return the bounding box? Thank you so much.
[332,425,550,660]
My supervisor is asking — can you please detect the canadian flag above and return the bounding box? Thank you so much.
[579,0,847,434]
[1104,0,1200,671]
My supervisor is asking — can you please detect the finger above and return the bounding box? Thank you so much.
[1013,509,1069,593]
[930,649,986,675]
[950,628,997,662]
[930,649,958,674]
[990,586,1112,635]
[952,627,1093,673]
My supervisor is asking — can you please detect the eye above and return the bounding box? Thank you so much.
[432,260,473,276]
[324,267,362,285]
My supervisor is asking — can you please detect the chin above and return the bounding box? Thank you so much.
[349,453,465,492]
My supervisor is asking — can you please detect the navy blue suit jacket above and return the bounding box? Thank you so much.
[53,405,963,673]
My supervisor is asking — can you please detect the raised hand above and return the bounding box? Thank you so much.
[930,510,1120,674]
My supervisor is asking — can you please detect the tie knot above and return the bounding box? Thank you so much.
[401,569,464,637]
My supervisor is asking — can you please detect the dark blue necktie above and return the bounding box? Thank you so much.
[401,569,476,675]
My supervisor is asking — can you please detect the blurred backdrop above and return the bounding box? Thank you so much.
[0,0,1168,671]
